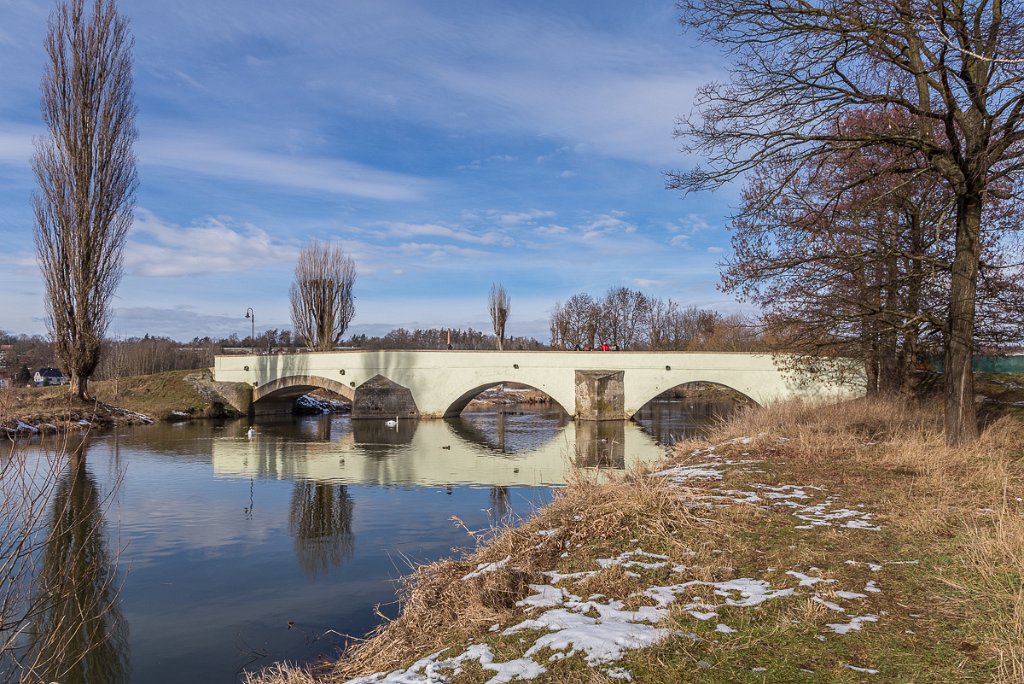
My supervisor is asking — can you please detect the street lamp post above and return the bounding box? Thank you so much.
[245,308,255,354]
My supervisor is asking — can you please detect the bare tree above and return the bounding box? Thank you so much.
[670,0,1024,443]
[290,241,357,352]
[33,0,137,401]
[488,284,511,351]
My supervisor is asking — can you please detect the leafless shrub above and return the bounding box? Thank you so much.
[32,0,137,400]
[488,284,511,351]
[290,242,356,352]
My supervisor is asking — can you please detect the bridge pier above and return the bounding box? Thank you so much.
[574,370,625,421]
[351,374,419,420]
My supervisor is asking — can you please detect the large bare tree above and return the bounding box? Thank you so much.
[33,0,137,401]
[290,241,356,351]
[488,283,511,351]
[671,0,1024,444]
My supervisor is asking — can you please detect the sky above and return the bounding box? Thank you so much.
[0,0,742,342]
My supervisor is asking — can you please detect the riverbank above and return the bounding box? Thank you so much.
[247,396,1023,683]
[0,369,245,434]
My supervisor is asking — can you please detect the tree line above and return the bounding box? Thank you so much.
[550,287,762,352]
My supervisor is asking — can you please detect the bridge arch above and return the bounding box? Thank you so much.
[253,374,355,405]
[442,381,568,419]
[629,380,757,419]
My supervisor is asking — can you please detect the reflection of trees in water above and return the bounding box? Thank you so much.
[488,486,510,522]
[632,394,742,446]
[288,481,354,577]
[448,408,568,455]
[18,450,129,684]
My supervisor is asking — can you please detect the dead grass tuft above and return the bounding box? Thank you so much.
[243,663,319,684]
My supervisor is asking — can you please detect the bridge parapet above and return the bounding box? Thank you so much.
[214,350,863,419]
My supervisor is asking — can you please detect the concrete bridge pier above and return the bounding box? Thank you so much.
[351,375,419,420]
[575,370,625,420]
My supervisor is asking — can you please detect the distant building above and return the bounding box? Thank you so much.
[34,367,66,386]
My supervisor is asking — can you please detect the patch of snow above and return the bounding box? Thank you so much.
[864,581,881,593]
[536,528,560,537]
[826,614,879,634]
[835,590,867,600]
[15,420,40,433]
[715,623,736,634]
[848,665,879,674]
[786,570,836,587]
[543,570,597,584]
[346,643,546,684]
[596,549,670,571]
[652,463,724,482]
[462,556,511,581]
[604,667,633,680]
[845,560,884,572]
[517,585,579,610]
[812,596,846,613]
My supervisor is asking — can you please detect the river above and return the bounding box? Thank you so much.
[1,398,735,683]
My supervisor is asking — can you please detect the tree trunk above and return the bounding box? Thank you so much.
[71,374,89,401]
[944,193,983,445]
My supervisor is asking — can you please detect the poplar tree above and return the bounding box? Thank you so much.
[33,0,137,400]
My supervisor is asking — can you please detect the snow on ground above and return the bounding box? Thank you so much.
[344,437,890,683]
[462,556,512,581]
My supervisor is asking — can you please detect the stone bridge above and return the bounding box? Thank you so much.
[213,350,862,419]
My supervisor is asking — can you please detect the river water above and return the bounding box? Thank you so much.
[2,398,734,683]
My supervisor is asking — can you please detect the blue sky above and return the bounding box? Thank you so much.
[0,0,741,341]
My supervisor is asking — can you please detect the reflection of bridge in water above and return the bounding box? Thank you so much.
[210,415,668,487]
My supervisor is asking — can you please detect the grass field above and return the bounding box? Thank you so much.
[1,368,235,430]
[246,395,1024,683]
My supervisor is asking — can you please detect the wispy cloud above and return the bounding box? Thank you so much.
[139,136,436,201]
[126,209,300,277]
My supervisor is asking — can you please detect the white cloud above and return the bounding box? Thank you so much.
[0,123,42,168]
[580,213,638,240]
[139,135,436,201]
[126,209,300,277]
[632,278,668,288]
[380,222,514,247]
[493,210,557,226]
[670,235,691,248]
[706,246,724,254]
[534,224,569,236]
[395,242,492,260]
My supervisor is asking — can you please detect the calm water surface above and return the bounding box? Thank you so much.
[7,399,735,683]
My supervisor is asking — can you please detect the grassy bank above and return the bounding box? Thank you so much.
[1,368,243,432]
[248,396,1023,683]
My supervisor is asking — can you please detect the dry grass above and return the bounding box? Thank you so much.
[324,471,709,680]
[247,395,1024,683]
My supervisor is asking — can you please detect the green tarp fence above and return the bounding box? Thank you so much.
[932,355,1024,374]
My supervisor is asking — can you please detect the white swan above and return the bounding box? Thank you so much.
[246,427,256,439]
[385,416,398,427]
